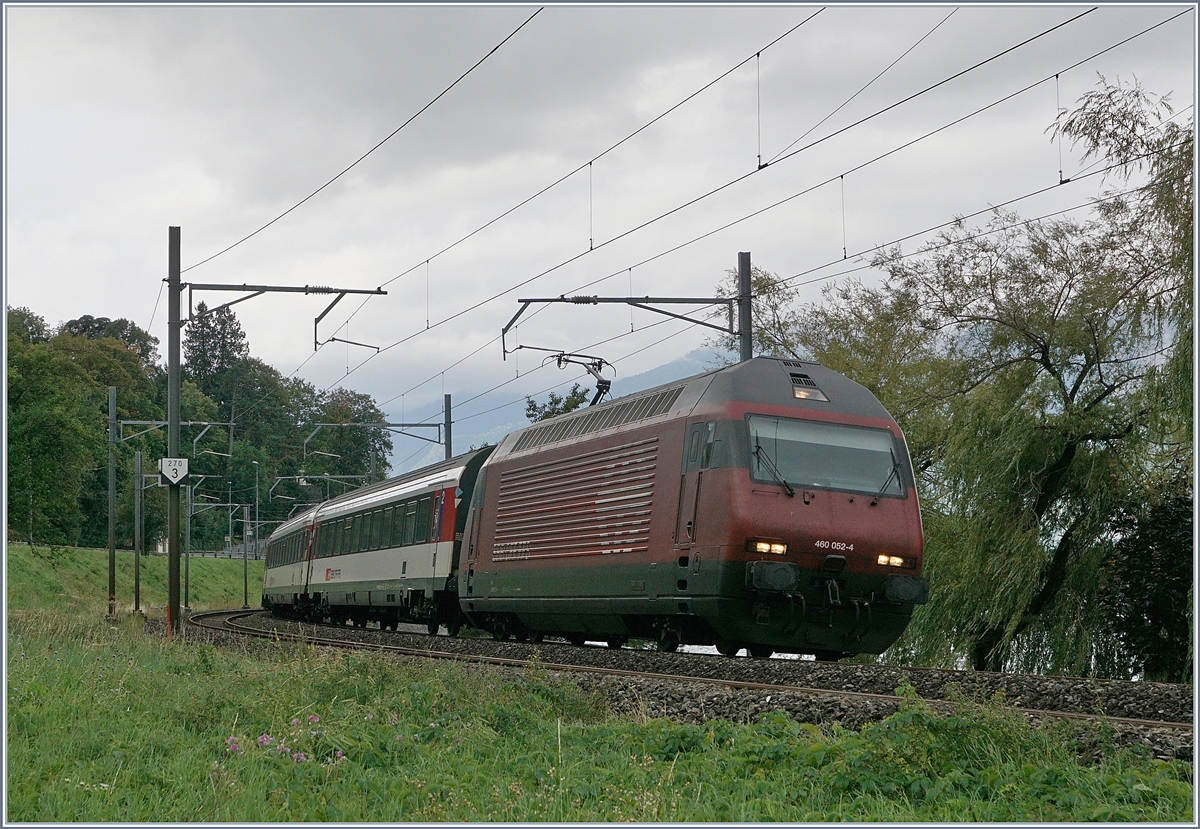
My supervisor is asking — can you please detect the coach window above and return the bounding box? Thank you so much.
[368,510,380,550]
[382,507,394,547]
[415,497,432,544]
[402,501,418,546]
[391,506,402,546]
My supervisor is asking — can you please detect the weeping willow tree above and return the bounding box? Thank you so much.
[714,78,1192,677]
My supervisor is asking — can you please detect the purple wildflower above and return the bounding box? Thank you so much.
[258,734,273,747]
[308,714,320,723]
[292,751,307,763]
[291,718,300,727]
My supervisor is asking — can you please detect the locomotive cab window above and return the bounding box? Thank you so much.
[747,415,907,497]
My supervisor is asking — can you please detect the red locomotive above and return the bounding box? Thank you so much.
[265,356,928,659]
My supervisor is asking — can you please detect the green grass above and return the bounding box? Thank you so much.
[6,543,262,615]
[5,543,1194,821]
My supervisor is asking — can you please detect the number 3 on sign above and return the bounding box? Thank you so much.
[158,457,189,486]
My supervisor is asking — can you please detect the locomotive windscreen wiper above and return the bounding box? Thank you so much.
[870,448,901,506]
[753,440,795,498]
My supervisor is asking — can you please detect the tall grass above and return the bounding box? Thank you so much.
[5,544,1193,821]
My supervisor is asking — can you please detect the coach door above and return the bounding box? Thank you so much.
[302,523,319,596]
[675,422,708,547]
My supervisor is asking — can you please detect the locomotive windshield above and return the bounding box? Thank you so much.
[747,415,905,497]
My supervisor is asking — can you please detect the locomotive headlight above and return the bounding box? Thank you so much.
[749,540,787,555]
[877,554,912,568]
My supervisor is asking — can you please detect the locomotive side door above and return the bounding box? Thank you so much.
[462,467,488,598]
[674,423,707,547]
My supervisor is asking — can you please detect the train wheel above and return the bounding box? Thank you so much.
[492,623,510,641]
[567,633,586,646]
[606,637,627,650]
[655,632,680,653]
[654,621,681,653]
[748,645,774,659]
[716,639,742,657]
[529,632,545,644]
[427,618,440,636]
[813,649,844,662]
[447,618,462,638]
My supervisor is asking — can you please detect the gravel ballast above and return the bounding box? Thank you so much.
[187,611,1195,766]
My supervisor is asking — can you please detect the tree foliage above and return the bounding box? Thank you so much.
[7,300,396,555]
[1098,470,1192,682]
[525,383,591,422]
[7,319,101,545]
[711,78,1191,677]
[183,301,249,400]
[59,314,161,365]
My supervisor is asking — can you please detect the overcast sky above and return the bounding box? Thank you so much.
[4,3,1195,470]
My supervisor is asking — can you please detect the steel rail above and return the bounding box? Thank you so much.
[188,610,1193,732]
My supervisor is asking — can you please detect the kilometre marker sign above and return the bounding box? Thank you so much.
[158,457,189,486]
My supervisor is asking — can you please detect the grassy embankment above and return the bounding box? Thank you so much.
[6,543,1193,821]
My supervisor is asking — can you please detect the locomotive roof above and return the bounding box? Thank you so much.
[490,356,894,461]
[694,357,893,419]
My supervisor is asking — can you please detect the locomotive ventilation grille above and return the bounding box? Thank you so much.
[510,384,685,453]
[493,438,658,561]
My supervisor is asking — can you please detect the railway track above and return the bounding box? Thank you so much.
[189,609,1193,741]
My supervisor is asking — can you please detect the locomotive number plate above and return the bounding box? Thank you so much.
[814,539,854,552]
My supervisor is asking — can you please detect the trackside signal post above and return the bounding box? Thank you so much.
[168,228,182,636]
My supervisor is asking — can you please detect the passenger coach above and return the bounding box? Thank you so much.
[262,449,492,633]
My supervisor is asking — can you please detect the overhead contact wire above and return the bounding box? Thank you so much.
[181,8,544,274]
[416,147,1181,428]
[330,10,825,330]
[321,8,1172,401]
[768,7,959,164]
